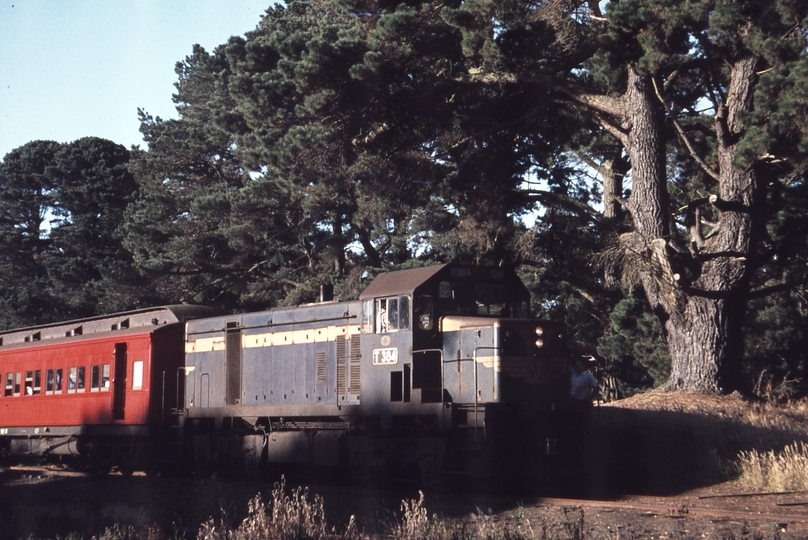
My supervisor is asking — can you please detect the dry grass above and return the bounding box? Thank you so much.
[736,441,808,491]
[195,476,332,540]
[388,491,587,540]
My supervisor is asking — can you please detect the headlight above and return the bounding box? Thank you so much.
[535,338,544,348]
[535,326,544,337]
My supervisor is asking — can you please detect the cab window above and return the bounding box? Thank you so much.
[415,295,434,330]
[374,296,410,333]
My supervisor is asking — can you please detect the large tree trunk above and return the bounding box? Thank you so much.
[616,58,760,393]
[666,56,759,392]
[663,297,726,392]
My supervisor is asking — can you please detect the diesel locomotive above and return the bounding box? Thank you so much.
[0,263,569,480]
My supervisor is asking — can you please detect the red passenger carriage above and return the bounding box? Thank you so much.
[0,305,210,472]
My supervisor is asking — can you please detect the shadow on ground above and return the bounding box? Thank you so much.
[565,401,808,497]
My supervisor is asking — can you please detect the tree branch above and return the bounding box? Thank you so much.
[651,77,720,182]
[520,189,604,223]
[567,90,626,117]
[594,113,630,147]
[747,280,808,300]
[679,197,710,251]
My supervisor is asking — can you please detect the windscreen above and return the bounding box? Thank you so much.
[437,279,529,318]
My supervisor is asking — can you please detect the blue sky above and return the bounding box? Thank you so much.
[0,1,273,160]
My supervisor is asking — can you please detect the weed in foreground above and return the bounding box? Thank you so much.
[390,491,552,540]
[196,476,329,540]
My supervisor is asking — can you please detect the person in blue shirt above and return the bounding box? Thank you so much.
[570,358,598,412]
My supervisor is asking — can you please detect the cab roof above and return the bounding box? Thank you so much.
[359,264,448,300]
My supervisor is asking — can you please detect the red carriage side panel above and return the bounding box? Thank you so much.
[0,306,208,433]
[0,305,211,469]
[0,330,169,428]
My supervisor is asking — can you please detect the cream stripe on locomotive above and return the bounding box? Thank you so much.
[184,324,360,353]
[188,336,225,352]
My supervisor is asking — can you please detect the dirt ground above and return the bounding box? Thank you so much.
[3,466,808,539]
[2,392,808,539]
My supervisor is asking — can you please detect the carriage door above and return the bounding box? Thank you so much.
[112,343,127,420]
[225,322,242,405]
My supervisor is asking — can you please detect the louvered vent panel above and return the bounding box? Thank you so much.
[349,334,361,395]
[316,351,327,381]
[336,335,346,395]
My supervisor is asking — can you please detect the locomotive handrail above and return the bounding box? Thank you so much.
[439,347,503,441]
[473,346,502,442]
[176,366,195,413]
[185,314,357,337]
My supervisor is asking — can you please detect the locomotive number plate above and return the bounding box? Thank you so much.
[372,348,398,365]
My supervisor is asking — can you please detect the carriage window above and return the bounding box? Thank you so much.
[55,368,62,392]
[68,367,77,392]
[14,372,21,396]
[4,373,11,397]
[25,371,33,395]
[77,367,86,391]
[46,369,54,393]
[90,364,111,391]
[132,360,144,390]
[33,370,41,395]
[375,296,410,333]
[101,364,110,390]
[91,365,100,391]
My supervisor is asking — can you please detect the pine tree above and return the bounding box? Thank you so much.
[0,141,61,327]
[47,137,141,316]
[0,138,140,326]
[124,44,316,310]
